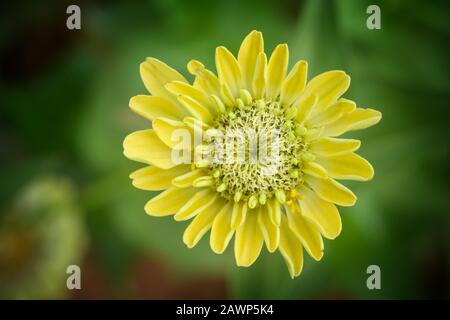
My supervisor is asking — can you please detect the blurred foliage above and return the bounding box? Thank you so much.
[0,0,449,299]
[0,177,86,299]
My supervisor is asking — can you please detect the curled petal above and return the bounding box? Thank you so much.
[123,129,176,169]
[310,137,361,157]
[238,30,264,92]
[304,71,350,115]
[323,108,382,137]
[172,169,205,188]
[231,201,248,230]
[175,189,218,221]
[316,153,374,181]
[216,46,243,97]
[152,117,190,149]
[183,196,226,248]
[129,95,186,121]
[297,185,342,240]
[278,214,304,278]
[145,186,197,217]
[210,202,235,253]
[130,165,190,191]
[252,52,267,99]
[305,175,357,207]
[266,44,289,100]
[165,81,213,113]
[187,60,221,96]
[258,205,280,252]
[280,60,308,106]
[140,58,187,105]
[234,209,264,267]
[286,206,324,261]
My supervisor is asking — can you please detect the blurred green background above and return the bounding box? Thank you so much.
[1,0,449,299]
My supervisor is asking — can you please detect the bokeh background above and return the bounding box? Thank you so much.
[1,0,449,299]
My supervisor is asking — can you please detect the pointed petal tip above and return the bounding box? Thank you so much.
[210,243,226,255]
[267,246,278,254]
[184,241,195,249]
[187,59,205,75]
[369,108,383,120]
[182,232,195,248]
[215,46,227,54]
[211,243,224,254]
[235,260,254,268]
[312,250,324,262]
[144,57,162,64]
[273,43,289,55]
[144,205,154,216]
[287,263,302,278]
[327,225,342,240]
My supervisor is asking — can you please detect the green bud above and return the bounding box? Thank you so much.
[275,190,286,204]
[248,195,258,209]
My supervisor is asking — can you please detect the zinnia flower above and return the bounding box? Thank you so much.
[123,30,381,278]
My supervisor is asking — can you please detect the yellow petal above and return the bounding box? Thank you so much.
[152,117,190,149]
[304,71,350,115]
[267,198,281,227]
[172,169,206,188]
[302,161,328,179]
[298,185,342,239]
[238,30,264,93]
[231,201,248,230]
[183,196,226,248]
[322,108,382,137]
[280,60,308,106]
[187,60,221,96]
[316,153,374,181]
[234,209,264,267]
[308,98,356,126]
[266,44,289,100]
[123,129,176,169]
[140,58,187,104]
[183,116,210,132]
[129,95,185,121]
[130,165,190,191]
[257,206,280,252]
[305,175,357,207]
[278,214,304,278]
[177,95,213,124]
[295,94,318,124]
[303,126,325,142]
[286,206,324,261]
[252,52,267,99]
[174,189,218,221]
[210,201,234,253]
[215,46,242,97]
[144,186,197,216]
[310,137,361,157]
[165,81,213,112]
[220,83,236,107]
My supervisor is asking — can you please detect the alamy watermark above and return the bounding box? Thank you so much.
[366,5,381,30]
[366,265,381,290]
[66,264,81,290]
[66,5,81,30]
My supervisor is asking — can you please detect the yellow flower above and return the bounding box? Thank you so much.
[123,30,381,278]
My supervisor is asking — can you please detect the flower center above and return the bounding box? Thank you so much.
[205,100,305,205]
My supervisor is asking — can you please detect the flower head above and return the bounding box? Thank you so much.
[123,30,381,278]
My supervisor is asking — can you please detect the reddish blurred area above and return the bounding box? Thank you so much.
[70,249,228,300]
